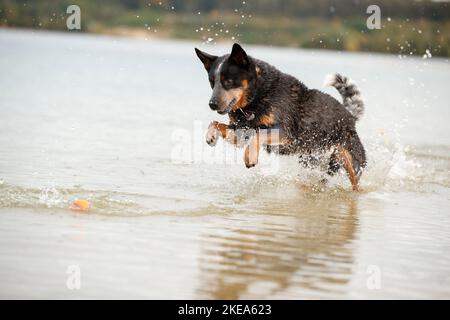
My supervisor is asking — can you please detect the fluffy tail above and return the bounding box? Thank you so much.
[324,73,364,120]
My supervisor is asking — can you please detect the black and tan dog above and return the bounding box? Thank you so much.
[195,43,366,190]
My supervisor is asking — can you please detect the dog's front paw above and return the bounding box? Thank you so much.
[245,161,256,168]
[244,145,258,168]
[206,121,219,146]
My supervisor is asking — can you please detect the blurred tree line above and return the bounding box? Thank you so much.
[185,0,446,20]
[104,0,450,20]
[2,0,448,24]
[1,0,449,56]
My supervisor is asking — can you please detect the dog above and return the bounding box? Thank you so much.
[195,43,366,190]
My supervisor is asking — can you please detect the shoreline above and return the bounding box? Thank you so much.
[2,26,449,62]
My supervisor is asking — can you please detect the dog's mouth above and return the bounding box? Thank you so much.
[217,98,237,115]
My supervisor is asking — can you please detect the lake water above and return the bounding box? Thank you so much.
[0,29,449,299]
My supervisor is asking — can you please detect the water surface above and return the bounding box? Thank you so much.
[0,29,449,299]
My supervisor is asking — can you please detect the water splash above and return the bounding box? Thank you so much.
[1,140,448,215]
[0,183,140,216]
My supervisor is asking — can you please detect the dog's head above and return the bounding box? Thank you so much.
[195,43,257,115]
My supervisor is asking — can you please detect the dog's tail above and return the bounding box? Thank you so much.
[324,73,364,121]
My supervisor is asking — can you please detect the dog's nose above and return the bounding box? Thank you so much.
[209,100,218,110]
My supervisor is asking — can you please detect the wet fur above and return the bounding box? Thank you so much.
[196,44,367,186]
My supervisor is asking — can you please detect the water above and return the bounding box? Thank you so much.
[0,29,449,299]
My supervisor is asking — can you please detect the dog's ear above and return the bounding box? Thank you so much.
[195,48,217,71]
[229,43,249,69]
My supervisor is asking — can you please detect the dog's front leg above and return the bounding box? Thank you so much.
[243,128,287,168]
[206,121,238,146]
[244,133,260,168]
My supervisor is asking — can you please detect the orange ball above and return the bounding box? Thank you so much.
[70,199,91,212]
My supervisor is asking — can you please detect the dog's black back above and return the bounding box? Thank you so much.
[196,44,366,180]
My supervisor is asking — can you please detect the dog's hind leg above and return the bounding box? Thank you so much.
[327,149,341,176]
[315,150,340,187]
[337,145,359,191]
[336,134,366,191]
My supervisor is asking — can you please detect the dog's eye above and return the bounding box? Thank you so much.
[223,78,233,86]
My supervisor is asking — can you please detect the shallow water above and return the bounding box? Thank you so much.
[0,29,449,299]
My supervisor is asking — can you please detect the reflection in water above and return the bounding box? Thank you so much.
[197,193,359,299]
